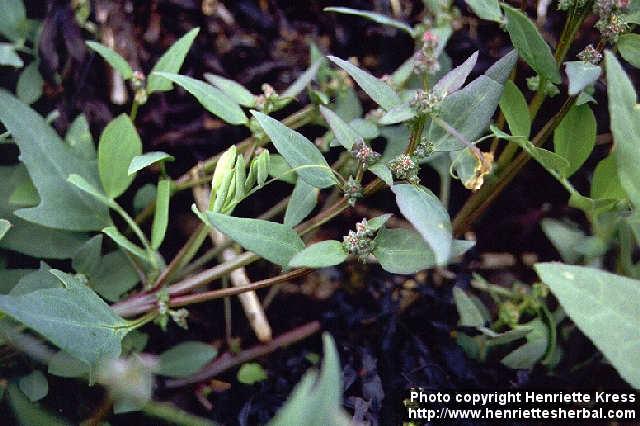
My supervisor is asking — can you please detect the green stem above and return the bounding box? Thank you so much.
[142,401,218,426]
[112,203,158,267]
[130,101,140,121]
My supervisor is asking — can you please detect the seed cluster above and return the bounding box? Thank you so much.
[342,218,375,262]
[388,154,420,184]
[577,44,603,64]
[343,175,363,207]
[411,89,443,116]
[413,31,440,75]
[352,139,381,165]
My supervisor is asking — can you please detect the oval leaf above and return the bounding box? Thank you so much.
[98,114,142,199]
[553,104,596,178]
[288,240,347,268]
[204,73,256,107]
[284,179,318,227]
[157,341,216,378]
[147,27,199,93]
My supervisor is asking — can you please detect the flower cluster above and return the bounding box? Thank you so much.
[388,154,419,184]
[413,31,440,75]
[577,44,603,64]
[131,70,148,104]
[343,175,362,207]
[342,218,375,262]
[411,89,443,115]
[352,139,380,165]
[593,0,629,42]
[255,83,286,113]
[414,137,435,160]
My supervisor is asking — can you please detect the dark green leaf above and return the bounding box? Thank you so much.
[499,80,531,138]
[591,154,626,200]
[535,263,640,388]
[7,384,68,426]
[392,184,452,264]
[151,178,170,249]
[502,5,561,84]
[606,51,640,208]
[618,33,640,68]
[553,104,596,177]
[19,370,48,402]
[0,43,23,67]
[10,262,60,295]
[324,7,414,35]
[0,270,129,371]
[540,218,586,264]
[283,60,322,99]
[146,28,199,93]
[128,152,175,175]
[0,91,109,231]
[152,73,247,125]
[48,351,89,378]
[319,105,361,150]
[65,114,95,160]
[237,363,267,385]
[327,56,401,110]
[284,179,318,227]
[204,73,256,107]
[373,228,436,274]
[433,51,479,96]
[465,0,503,22]
[0,218,10,240]
[196,207,305,266]
[102,226,148,263]
[252,111,336,188]
[98,114,142,199]
[90,250,140,302]
[157,341,216,378]
[86,41,133,79]
[368,163,393,185]
[16,61,43,104]
[453,287,486,327]
[288,240,348,268]
[0,0,26,41]
[501,318,548,369]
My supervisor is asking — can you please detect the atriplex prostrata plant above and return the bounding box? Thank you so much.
[0,0,639,422]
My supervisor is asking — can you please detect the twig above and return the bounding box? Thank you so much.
[165,321,321,388]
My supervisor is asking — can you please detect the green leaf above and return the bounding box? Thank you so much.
[133,184,156,212]
[48,351,89,378]
[157,341,216,378]
[7,384,68,426]
[16,60,43,104]
[102,226,148,263]
[128,152,175,175]
[378,103,415,125]
[499,80,531,138]
[465,0,503,22]
[366,214,392,231]
[502,5,561,84]
[204,73,256,107]
[10,262,60,295]
[564,61,601,95]
[324,7,414,35]
[481,326,534,346]
[288,240,348,268]
[151,178,170,249]
[0,42,23,67]
[146,27,199,93]
[283,60,322,99]
[327,56,401,111]
[535,263,640,388]
[89,250,140,302]
[501,318,548,369]
[251,111,336,188]
[0,270,129,371]
[618,33,640,68]
[19,370,48,402]
[453,287,486,327]
[196,207,304,266]
[373,228,436,274]
[485,50,519,85]
[98,114,142,199]
[269,333,350,426]
[368,163,393,185]
[67,174,113,207]
[65,114,95,160]
[86,41,133,79]
[606,51,640,208]
[237,363,268,385]
[0,91,110,231]
[540,218,586,264]
[0,0,26,42]
[0,218,10,240]
[553,104,596,178]
[319,105,361,150]
[152,72,247,125]
[391,184,452,265]
[591,154,626,200]
[433,51,479,96]
[284,179,318,227]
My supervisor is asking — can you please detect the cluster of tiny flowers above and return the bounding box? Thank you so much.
[131,71,148,104]
[594,0,629,42]
[414,137,435,160]
[411,89,443,115]
[577,44,603,64]
[413,31,440,75]
[388,154,419,184]
[254,83,279,111]
[352,139,380,165]
[343,175,363,207]
[342,219,375,262]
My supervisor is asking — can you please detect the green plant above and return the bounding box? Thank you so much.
[1,0,640,423]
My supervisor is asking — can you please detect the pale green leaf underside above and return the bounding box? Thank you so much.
[288,240,347,268]
[86,41,133,79]
[128,151,175,175]
[535,263,640,388]
[147,27,200,93]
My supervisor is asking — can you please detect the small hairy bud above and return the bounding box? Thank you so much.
[352,139,380,165]
[577,44,603,64]
[414,137,435,160]
[388,154,419,183]
[343,175,363,207]
[411,89,443,115]
[342,218,375,262]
